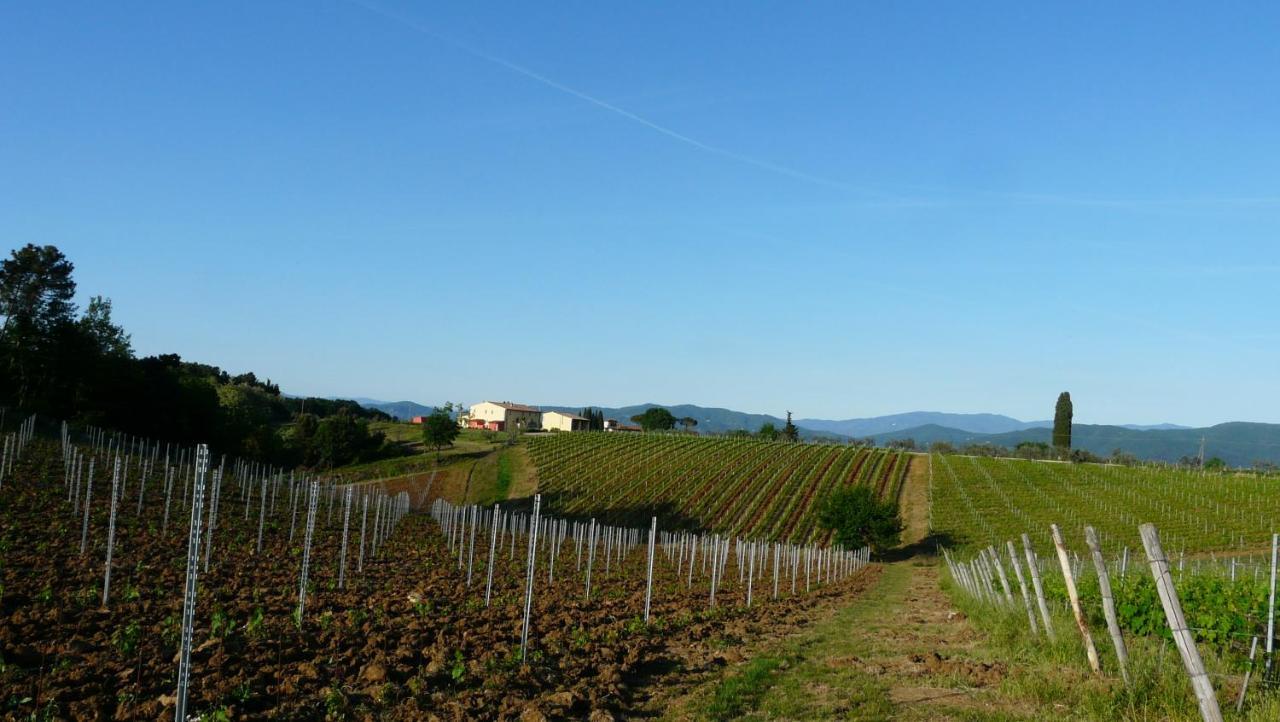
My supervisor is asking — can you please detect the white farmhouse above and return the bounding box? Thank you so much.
[542,411,589,432]
[463,401,542,432]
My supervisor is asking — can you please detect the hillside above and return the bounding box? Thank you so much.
[538,403,848,440]
[526,432,910,543]
[872,421,1280,466]
[797,411,1051,437]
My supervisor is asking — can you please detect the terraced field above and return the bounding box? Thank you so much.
[527,433,910,543]
[930,453,1280,556]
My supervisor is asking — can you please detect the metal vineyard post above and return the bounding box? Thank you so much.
[338,487,353,588]
[485,505,500,607]
[297,480,320,621]
[102,456,122,606]
[175,444,210,722]
[79,458,95,556]
[644,516,657,622]
[520,494,542,662]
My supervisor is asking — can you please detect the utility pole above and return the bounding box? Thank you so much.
[1198,436,1206,471]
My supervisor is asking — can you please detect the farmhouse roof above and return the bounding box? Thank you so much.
[486,401,541,412]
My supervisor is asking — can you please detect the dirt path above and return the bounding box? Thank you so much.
[660,557,1043,721]
[656,453,1061,720]
[900,454,931,546]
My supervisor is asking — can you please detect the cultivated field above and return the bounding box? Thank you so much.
[930,453,1278,557]
[528,433,909,544]
[0,422,872,721]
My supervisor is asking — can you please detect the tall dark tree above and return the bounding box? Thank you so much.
[781,411,800,442]
[0,244,77,407]
[1053,391,1073,450]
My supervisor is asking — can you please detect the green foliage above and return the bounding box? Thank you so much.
[1053,391,1073,449]
[422,409,460,460]
[817,484,902,553]
[629,406,677,431]
[757,422,779,441]
[111,620,141,658]
[209,608,233,639]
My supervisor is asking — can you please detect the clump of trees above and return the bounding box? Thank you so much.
[630,407,677,431]
[818,484,902,553]
[0,243,397,468]
[579,407,606,431]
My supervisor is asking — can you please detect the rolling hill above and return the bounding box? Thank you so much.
[872,421,1280,466]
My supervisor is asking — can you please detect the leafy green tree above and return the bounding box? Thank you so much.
[423,408,461,460]
[781,411,799,442]
[757,422,779,441]
[630,407,676,431]
[1053,392,1073,450]
[818,485,902,553]
[680,416,698,432]
[1204,456,1227,472]
[0,244,78,407]
[78,296,132,359]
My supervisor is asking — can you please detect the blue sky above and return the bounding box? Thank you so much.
[3,2,1278,426]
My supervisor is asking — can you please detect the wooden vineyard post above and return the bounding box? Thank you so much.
[1139,523,1223,722]
[987,546,1014,603]
[1084,526,1130,685]
[1022,533,1055,641]
[1006,540,1038,635]
[1051,524,1101,674]
[1237,636,1258,713]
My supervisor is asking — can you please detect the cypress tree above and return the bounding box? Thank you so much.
[1052,392,1073,450]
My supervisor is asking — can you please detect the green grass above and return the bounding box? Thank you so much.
[705,656,787,718]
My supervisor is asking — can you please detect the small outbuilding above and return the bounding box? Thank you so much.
[542,411,589,432]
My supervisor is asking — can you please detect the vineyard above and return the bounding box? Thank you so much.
[0,419,873,721]
[932,452,1280,719]
[930,453,1280,558]
[527,433,911,544]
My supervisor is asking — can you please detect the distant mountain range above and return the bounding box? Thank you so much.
[869,422,1277,466]
[351,398,1275,466]
[796,412,1052,437]
[353,399,437,420]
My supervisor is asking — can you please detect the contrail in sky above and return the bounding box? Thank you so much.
[348,1,1280,211]
[347,0,902,200]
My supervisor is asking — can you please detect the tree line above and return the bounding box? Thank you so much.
[0,244,400,468]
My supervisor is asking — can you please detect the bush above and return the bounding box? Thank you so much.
[817,485,902,553]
